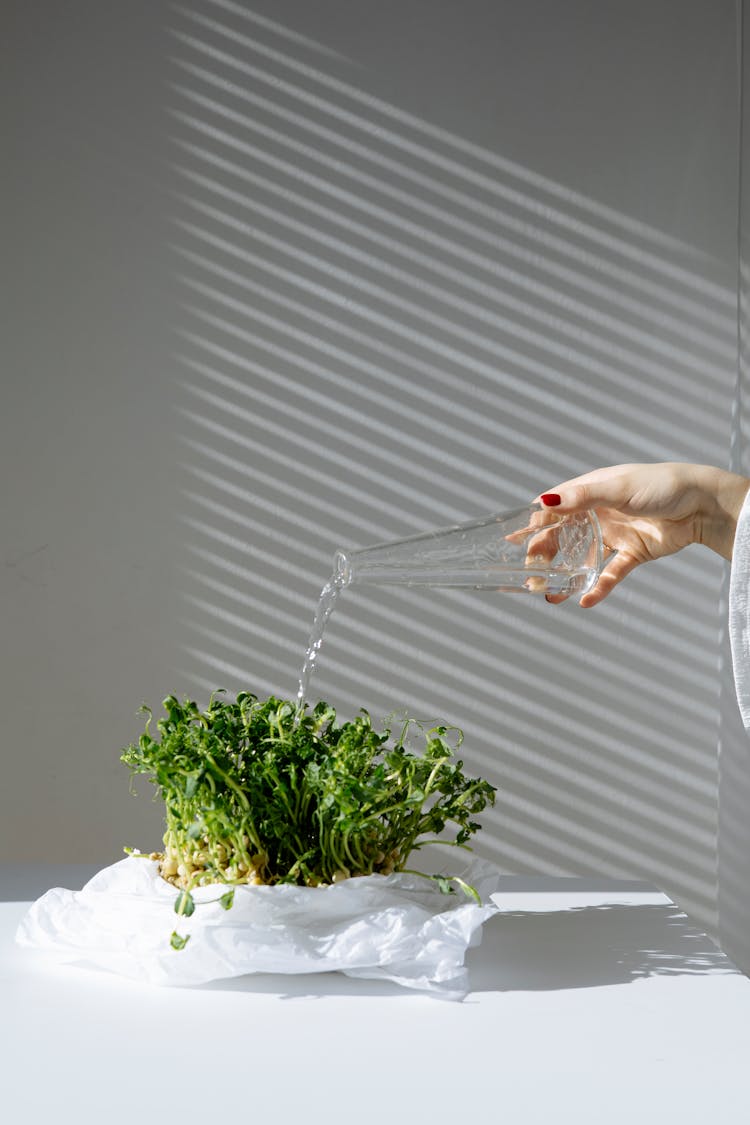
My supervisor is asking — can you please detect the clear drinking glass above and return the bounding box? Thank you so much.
[334,504,614,598]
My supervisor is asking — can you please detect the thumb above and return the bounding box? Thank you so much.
[535,469,633,514]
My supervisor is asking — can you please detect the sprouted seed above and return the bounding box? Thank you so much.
[121,692,496,940]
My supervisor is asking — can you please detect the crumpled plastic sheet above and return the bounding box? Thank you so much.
[16,855,501,999]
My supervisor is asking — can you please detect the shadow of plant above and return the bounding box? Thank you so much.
[467,902,739,993]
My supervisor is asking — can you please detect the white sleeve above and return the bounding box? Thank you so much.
[729,488,750,730]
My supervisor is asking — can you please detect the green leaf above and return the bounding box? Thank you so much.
[451,876,482,905]
[174,890,195,917]
[170,930,190,951]
[185,772,202,799]
[219,889,235,911]
[121,692,496,900]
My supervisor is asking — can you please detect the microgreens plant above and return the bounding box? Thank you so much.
[121,692,496,942]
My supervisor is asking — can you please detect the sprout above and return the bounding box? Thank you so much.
[121,693,496,943]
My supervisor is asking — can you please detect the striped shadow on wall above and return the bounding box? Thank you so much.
[163,0,736,933]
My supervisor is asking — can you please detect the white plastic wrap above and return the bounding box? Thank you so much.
[16,856,500,999]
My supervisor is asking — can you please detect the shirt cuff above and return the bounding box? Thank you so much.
[729,487,750,729]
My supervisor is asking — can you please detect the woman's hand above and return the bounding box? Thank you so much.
[534,463,750,607]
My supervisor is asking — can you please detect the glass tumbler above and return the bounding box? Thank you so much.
[333,503,614,598]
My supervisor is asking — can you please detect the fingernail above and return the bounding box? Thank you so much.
[540,493,561,507]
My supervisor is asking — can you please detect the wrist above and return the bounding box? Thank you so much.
[695,467,750,560]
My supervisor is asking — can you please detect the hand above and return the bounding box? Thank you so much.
[534,463,750,607]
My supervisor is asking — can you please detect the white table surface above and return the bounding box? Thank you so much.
[3,865,750,1124]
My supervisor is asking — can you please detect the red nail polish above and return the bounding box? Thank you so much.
[540,493,561,507]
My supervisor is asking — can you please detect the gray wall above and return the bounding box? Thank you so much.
[1,1,740,945]
[719,0,750,974]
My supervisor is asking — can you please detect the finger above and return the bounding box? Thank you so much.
[522,526,560,593]
[577,551,641,608]
[504,508,560,545]
[545,590,571,605]
[524,524,560,562]
[544,550,640,608]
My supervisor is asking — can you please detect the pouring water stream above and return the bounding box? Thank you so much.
[296,572,346,710]
[295,506,611,709]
